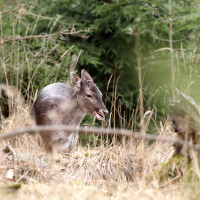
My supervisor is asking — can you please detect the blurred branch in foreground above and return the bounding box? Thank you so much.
[0,125,200,152]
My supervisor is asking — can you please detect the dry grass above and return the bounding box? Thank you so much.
[0,3,200,199]
[1,104,199,200]
[0,181,198,200]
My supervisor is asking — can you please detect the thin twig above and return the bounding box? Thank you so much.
[169,0,175,98]
[0,1,37,16]
[0,125,200,151]
[20,11,53,20]
[6,144,17,169]
[0,29,90,45]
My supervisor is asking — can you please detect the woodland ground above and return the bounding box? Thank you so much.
[0,105,200,200]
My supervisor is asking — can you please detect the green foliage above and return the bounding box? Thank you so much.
[0,1,77,104]
[1,0,200,129]
[37,0,200,124]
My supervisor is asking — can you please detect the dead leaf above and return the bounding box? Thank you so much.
[5,169,14,181]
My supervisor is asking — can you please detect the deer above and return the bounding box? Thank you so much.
[32,69,108,154]
[168,88,200,156]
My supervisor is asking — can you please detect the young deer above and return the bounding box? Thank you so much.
[32,69,108,153]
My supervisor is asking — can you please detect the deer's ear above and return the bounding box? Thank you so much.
[81,69,93,83]
[70,72,81,90]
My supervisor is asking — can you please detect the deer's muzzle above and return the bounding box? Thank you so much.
[96,109,109,120]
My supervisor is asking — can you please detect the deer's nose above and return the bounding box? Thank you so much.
[102,109,109,116]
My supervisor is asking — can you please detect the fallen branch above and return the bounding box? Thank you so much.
[0,125,199,151]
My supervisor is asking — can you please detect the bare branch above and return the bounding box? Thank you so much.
[0,29,90,45]
[0,125,200,151]
[0,1,37,16]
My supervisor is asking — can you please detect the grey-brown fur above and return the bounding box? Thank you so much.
[168,89,200,155]
[32,69,108,153]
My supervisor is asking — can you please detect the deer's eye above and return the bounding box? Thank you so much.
[87,94,93,98]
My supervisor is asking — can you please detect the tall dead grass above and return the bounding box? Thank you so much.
[1,103,200,200]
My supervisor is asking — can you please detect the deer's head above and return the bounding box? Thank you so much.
[70,69,108,120]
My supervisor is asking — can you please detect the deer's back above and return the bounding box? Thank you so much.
[33,83,75,125]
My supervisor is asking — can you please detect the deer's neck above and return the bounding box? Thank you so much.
[62,92,86,126]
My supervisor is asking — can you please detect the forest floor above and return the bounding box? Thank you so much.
[0,105,199,200]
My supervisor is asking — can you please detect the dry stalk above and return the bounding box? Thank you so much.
[136,27,146,182]
[169,0,175,98]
